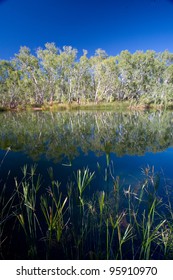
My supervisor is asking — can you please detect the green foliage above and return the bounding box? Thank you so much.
[1,164,173,259]
[15,165,42,258]
[1,44,173,108]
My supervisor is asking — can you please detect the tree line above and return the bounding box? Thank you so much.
[1,43,173,108]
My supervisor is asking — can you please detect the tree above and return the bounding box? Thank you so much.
[1,44,173,108]
[58,46,78,103]
[36,43,61,105]
[70,50,93,103]
[0,60,21,108]
[15,47,45,106]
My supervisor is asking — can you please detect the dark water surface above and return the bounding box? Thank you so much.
[1,110,173,259]
[1,110,173,195]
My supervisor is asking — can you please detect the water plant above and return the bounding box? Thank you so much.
[40,183,68,258]
[15,165,42,258]
[0,162,173,260]
[0,173,16,258]
[75,167,95,210]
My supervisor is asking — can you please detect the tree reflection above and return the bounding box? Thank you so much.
[0,110,173,161]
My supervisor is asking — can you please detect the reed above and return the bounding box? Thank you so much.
[117,222,134,259]
[108,212,126,259]
[1,163,173,260]
[97,191,105,252]
[40,171,68,258]
[139,207,166,259]
[15,165,42,258]
[0,175,16,258]
[75,167,95,210]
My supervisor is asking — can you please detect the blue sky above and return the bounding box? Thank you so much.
[1,0,173,59]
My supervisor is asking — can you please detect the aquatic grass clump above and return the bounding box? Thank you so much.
[15,165,42,258]
[121,167,171,260]
[75,167,95,209]
[0,174,16,258]
[40,183,68,258]
[1,163,173,260]
[0,148,16,258]
[139,199,166,259]
[106,212,128,259]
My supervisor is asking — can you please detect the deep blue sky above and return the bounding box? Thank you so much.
[1,0,173,59]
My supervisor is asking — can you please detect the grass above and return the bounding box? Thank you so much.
[0,101,137,112]
[1,100,173,113]
[75,167,95,211]
[15,165,42,258]
[2,97,173,113]
[0,176,16,258]
[0,163,173,260]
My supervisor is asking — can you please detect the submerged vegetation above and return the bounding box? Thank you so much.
[1,43,173,109]
[1,163,173,260]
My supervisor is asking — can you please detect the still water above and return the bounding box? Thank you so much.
[0,110,173,195]
[1,109,173,259]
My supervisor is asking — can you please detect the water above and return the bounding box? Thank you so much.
[1,110,173,192]
[1,110,173,259]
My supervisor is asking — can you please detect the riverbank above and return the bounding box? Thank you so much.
[0,100,171,112]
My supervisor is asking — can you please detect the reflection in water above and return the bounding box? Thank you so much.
[0,110,173,192]
[1,110,173,160]
[1,110,173,259]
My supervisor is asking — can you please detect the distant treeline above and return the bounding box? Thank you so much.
[1,43,173,108]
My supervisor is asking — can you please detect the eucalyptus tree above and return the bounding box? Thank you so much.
[15,46,45,106]
[121,50,158,102]
[0,60,9,106]
[0,60,22,108]
[99,56,120,102]
[117,50,145,102]
[90,48,109,102]
[70,50,93,103]
[58,46,78,103]
[140,50,165,104]
[116,50,168,104]
[36,43,61,105]
[159,51,173,105]
[1,44,173,108]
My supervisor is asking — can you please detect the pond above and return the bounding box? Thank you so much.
[1,110,173,259]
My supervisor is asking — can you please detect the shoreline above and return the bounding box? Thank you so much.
[0,101,171,112]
